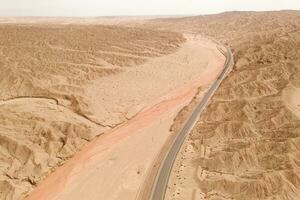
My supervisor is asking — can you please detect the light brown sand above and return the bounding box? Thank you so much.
[0,23,186,199]
[2,11,299,200]
[24,35,225,200]
[283,72,300,118]
[0,20,225,199]
[153,11,300,200]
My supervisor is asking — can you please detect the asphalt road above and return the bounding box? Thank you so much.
[149,46,233,200]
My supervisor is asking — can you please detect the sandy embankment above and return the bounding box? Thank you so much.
[25,34,225,200]
[153,11,300,200]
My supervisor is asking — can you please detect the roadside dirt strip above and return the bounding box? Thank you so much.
[149,46,233,200]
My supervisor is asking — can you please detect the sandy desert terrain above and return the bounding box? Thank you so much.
[24,34,225,200]
[0,17,227,199]
[0,23,190,199]
[1,10,299,200]
[158,11,300,200]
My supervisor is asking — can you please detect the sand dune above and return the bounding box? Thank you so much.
[161,11,300,200]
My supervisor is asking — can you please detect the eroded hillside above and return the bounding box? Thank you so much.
[0,24,185,199]
[0,24,184,115]
[163,11,300,200]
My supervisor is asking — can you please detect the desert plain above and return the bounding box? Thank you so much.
[0,10,299,200]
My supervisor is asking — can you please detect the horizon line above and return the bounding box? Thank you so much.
[0,9,298,18]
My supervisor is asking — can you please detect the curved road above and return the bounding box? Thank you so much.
[149,46,233,200]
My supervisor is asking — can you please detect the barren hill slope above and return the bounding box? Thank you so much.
[156,11,300,200]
